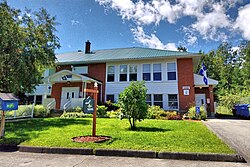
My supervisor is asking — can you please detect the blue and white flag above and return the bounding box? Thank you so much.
[199,62,208,85]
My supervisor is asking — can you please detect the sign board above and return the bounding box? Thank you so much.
[182,86,190,90]
[83,97,94,114]
[183,89,189,96]
[196,106,200,114]
[0,93,19,111]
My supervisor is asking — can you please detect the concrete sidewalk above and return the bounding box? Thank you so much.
[0,151,248,167]
[203,119,250,163]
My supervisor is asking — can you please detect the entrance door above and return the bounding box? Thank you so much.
[60,87,79,109]
[195,94,206,109]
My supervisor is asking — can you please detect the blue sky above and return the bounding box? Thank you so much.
[6,0,250,53]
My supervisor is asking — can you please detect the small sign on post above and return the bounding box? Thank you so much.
[196,106,200,115]
[83,97,94,114]
[0,93,19,138]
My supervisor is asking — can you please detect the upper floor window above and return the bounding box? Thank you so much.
[168,94,178,109]
[107,66,115,82]
[167,63,176,80]
[73,66,88,75]
[120,65,127,81]
[129,65,137,81]
[143,64,151,81]
[153,64,162,81]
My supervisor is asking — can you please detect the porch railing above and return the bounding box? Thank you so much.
[63,100,71,112]
[47,99,56,114]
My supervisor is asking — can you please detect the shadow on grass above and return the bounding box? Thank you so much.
[0,118,91,146]
[129,127,172,132]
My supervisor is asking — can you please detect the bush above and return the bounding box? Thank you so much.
[216,105,233,115]
[34,105,48,118]
[186,106,207,120]
[105,100,120,111]
[106,108,123,118]
[60,112,92,118]
[97,105,108,118]
[147,105,182,120]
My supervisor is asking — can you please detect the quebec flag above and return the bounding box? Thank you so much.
[199,62,208,85]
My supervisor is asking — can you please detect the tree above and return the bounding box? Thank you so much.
[119,81,148,130]
[177,45,187,52]
[0,1,60,94]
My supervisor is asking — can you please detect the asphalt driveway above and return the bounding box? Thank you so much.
[204,119,250,163]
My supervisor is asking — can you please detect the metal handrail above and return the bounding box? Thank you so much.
[47,99,56,114]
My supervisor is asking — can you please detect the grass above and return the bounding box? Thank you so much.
[0,118,234,154]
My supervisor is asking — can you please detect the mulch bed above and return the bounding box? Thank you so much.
[72,136,111,143]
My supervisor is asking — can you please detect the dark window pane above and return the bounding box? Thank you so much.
[107,74,114,82]
[143,73,150,81]
[72,92,74,98]
[154,94,162,101]
[168,72,176,80]
[129,74,137,81]
[146,102,152,105]
[120,74,127,81]
[168,102,178,109]
[153,72,161,81]
[146,94,151,101]
[106,95,115,102]
[154,102,163,108]
[36,95,42,105]
[168,94,177,101]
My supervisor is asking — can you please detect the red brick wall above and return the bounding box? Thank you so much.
[177,58,195,111]
[51,82,83,109]
[88,63,106,102]
[56,65,72,72]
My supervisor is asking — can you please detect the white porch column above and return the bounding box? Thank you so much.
[83,82,87,99]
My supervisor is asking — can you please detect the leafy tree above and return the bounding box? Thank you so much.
[177,45,187,52]
[0,1,60,94]
[119,81,148,130]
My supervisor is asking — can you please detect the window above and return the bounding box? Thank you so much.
[143,64,151,81]
[120,65,127,81]
[168,94,178,109]
[153,94,163,108]
[153,64,162,81]
[129,65,137,81]
[167,63,176,80]
[73,66,88,75]
[106,94,115,102]
[107,66,115,82]
[146,94,152,105]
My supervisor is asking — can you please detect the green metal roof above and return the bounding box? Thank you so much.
[56,47,200,65]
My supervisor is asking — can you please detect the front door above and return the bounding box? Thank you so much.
[60,87,80,109]
[195,94,206,109]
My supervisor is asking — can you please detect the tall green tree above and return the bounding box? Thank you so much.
[0,1,60,94]
[119,81,148,130]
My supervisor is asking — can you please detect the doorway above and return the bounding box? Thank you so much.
[60,87,79,109]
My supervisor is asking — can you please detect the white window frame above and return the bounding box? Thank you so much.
[153,63,162,81]
[107,65,115,82]
[129,64,137,81]
[167,62,177,81]
[168,94,179,110]
[142,64,151,81]
[153,94,163,108]
[119,65,128,82]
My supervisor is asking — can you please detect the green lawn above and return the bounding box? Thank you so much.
[1,118,234,154]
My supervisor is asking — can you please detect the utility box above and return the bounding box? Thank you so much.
[0,93,19,111]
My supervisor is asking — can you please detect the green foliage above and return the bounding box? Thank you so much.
[197,42,250,99]
[0,1,60,94]
[68,106,83,113]
[106,109,123,118]
[60,112,92,118]
[216,106,233,116]
[186,106,207,120]
[34,105,47,118]
[97,105,108,118]
[119,81,148,129]
[147,105,182,120]
[104,100,120,111]
[3,105,32,118]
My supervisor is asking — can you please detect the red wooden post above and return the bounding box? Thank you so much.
[92,82,98,137]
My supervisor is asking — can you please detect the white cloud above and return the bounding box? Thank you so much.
[71,20,80,25]
[234,4,250,40]
[96,0,248,48]
[131,26,177,51]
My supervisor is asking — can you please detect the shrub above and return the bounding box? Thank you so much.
[34,105,48,118]
[105,100,120,111]
[97,105,108,118]
[216,105,233,115]
[147,105,164,119]
[119,81,148,129]
[106,108,123,118]
[60,112,92,118]
[186,106,207,120]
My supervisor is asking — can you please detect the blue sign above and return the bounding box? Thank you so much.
[83,97,94,114]
[196,106,200,114]
[0,100,18,111]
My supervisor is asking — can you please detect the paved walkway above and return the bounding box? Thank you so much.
[0,152,248,167]
[204,119,250,163]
